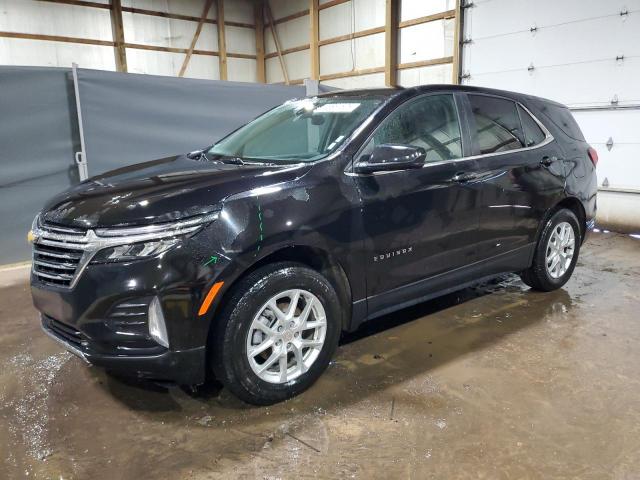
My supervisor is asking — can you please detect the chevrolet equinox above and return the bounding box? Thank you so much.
[31,85,597,405]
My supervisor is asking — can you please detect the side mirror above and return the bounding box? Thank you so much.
[354,144,426,174]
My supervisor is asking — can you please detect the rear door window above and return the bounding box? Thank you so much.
[518,105,546,147]
[468,94,525,154]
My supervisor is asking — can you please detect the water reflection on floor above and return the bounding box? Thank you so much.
[1,233,639,479]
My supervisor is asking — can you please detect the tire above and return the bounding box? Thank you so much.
[210,262,341,405]
[520,208,581,291]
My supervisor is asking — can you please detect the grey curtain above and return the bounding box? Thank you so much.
[77,69,305,175]
[0,66,304,264]
[0,66,80,264]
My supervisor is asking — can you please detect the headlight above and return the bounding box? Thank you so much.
[90,239,179,263]
[89,211,219,264]
[93,211,219,239]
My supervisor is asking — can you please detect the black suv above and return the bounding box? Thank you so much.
[30,85,597,405]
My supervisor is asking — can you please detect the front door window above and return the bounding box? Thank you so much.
[358,94,463,163]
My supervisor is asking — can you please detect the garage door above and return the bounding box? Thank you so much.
[460,0,640,192]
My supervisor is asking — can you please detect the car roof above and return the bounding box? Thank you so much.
[316,87,403,98]
[316,84,566,108]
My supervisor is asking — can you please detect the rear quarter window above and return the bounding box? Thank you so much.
[517,105,546,147]
[538,103,585,141]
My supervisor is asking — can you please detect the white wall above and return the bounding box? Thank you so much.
[265,0,456,88]
[461,0,640,193]
[0,0,116,70]
[265,0,311,83]
[0,0,257,81]
[398,0,455,87]
[1,0,456,86]
[318,0,386,88]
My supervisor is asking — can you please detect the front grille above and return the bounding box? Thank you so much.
[43,315,86,349]
[32,223,88,288]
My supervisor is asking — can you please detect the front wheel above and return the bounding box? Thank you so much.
[210,262,341,405]
[520,208,581,291]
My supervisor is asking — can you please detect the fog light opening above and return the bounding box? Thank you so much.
[148,296,169,348]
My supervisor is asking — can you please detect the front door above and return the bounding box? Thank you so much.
[351,93,482,313]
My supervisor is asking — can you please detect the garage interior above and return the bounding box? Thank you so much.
[1,0,639,478]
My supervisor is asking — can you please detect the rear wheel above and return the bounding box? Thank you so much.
[211,262,341,405]
[520,208,581,291]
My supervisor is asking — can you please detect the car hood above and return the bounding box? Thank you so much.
[41,155,311,228]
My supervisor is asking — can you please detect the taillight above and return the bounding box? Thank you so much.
[587,146,598,167]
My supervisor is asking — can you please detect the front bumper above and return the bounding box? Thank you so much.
[30,227,231,386]
[41,313,206,384]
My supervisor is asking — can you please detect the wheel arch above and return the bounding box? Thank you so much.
[205,245,353,344]
[243,245,353,330]
[535,196,587,247]
[555,196,587,242]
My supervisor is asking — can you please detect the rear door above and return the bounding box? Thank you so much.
[463,93,566,264]
[352,92,483,309]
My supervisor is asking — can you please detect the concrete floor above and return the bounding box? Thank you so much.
[1,232,639,479]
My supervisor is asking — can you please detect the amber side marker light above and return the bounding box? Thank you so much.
[198,281,224,316]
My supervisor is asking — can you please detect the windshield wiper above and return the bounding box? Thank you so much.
[209,154,288,167]
[212,155,245,165]
[222,157,245,165]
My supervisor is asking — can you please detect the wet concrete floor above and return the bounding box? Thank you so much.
[1,232,639,479]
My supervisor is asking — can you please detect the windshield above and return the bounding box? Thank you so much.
[207,96,383,163]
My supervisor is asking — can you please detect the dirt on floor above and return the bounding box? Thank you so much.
[1,232,639,480]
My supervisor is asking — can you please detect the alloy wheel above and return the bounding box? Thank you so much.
[246,289,327,384]
[545,221,575,279]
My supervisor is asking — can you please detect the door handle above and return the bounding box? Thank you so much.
[450,172,477,183]
[540,156,557,167]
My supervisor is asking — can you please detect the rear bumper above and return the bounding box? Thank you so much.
[41,314,206,385]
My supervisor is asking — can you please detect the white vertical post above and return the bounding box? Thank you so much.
[72,63,89,181]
